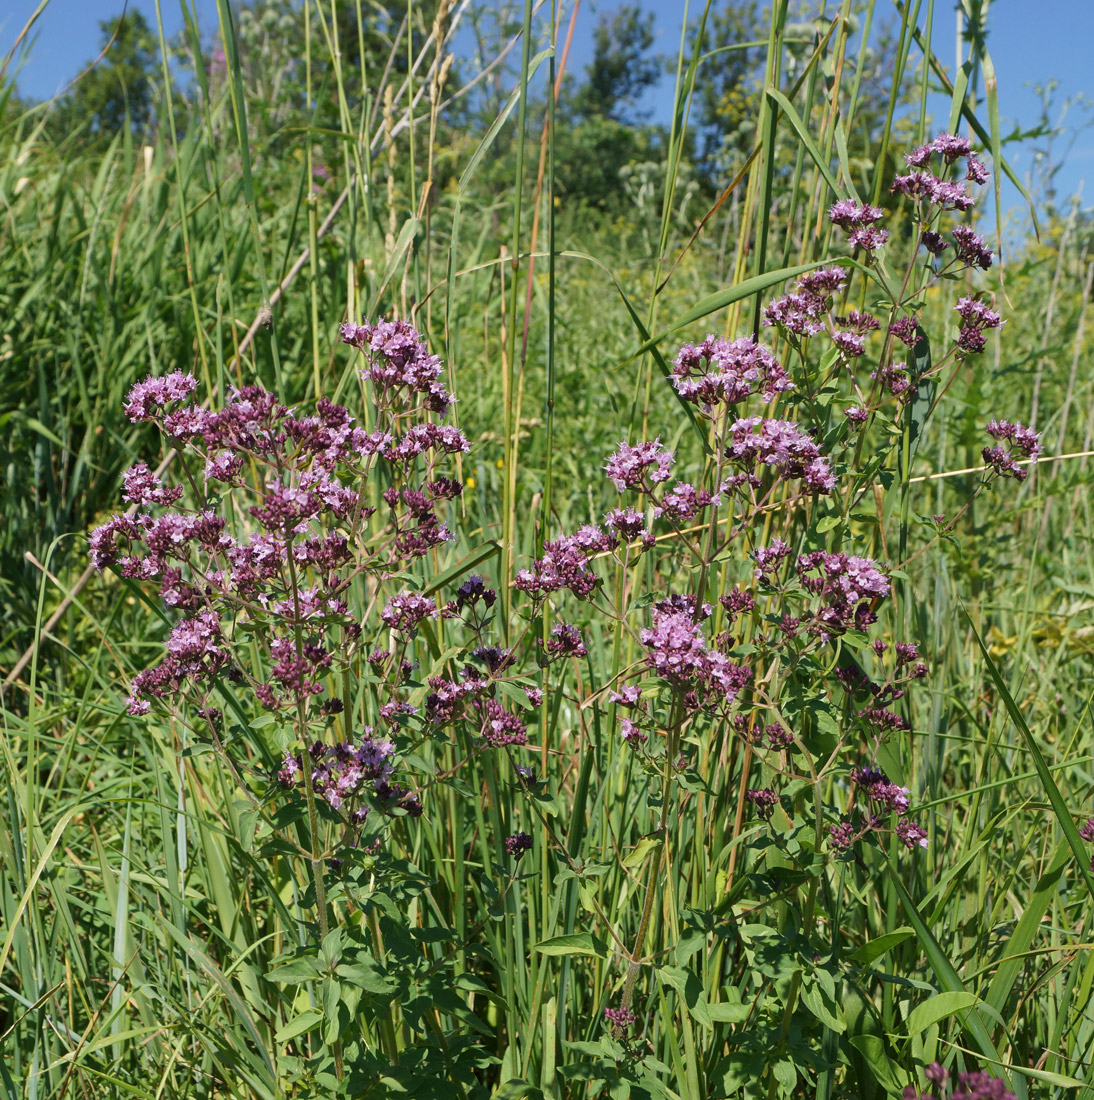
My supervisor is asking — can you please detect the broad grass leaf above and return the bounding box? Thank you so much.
[274,1009,322,1044]
[848,929,914,967]
[533,933,608,958]
[904,991,979,1038]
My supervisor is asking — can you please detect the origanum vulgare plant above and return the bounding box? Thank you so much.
[501,133,1037,1093]
[92,134,1038,1097]
[91,323,549,1088]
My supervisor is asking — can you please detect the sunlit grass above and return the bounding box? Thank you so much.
[2,1,1094,1098]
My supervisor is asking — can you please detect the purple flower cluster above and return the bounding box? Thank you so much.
[655,482,717,523]
[849,766,927,849]
[949,1072,1016,1100]
[891,170,974,211]
[889,315,921,348]
[123,462,184,507]
[982,420,1041,482]
[829,200,888,252]
[605,507,648,542]
[726,418,836,492]
[752,538,792,583]
[123,371,200,421]
[832,329,866,359]
[514,528,614,600]
[955,296,1004,355]
[604,1005,637,1031]
[456,575,497,611]
[267,635,331,700]
[610,685,643,708]
[424,675,486,727]
[872,362,911,396]
[763,722,793,749]
[745,788,779,820]
[877,132,1000,285]
[884,133,997,277]
[1079,816,1094,872]
[670,335,793,412]
[620,718,647,747]
[381,591,440,633]
[476,698,528,748]
[763,267,847,337]
[896,818,929,849]
[504,831,533,861]
[341,317,453,415]
[951,225,993,270]
[828,822,856,851]
[639,604,751,710]
[94,317,471,737]
[904,132,989,177]
[796,552,890,638]
[719,588,755,623]
[603,439,675,492]
[279,732,401,814]
[543,622,587,660]
[124,608,231,715]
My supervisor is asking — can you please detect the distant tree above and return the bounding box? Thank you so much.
[51,10,159,147]
[684,0,764,182]
[211,0,444,137]
[573,4,661,124]
[548,3,665,211]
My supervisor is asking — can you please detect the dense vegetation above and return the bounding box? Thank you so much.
[3,2,1094,1098]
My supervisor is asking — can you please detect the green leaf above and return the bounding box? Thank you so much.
[623,834,663,870]
[496,678,536,711]
[765,88,846,202]
[799,982,846,1034]
[533,933,608,958]
[905,991,979,1038]
[885,862,1025,1100]
[336,954,398,996]
[707,1001,750,1023]
[773,1059,797,1089]
[902,326,935,478]
[274,1009,323,1044]
[630,262,827,357]
[455,972,510,1010]
[657,965,712,1028]
[985,840,1069,1016]
[457,49,554,191]
[846,1035,904,1093]
[266,955,323,984]
[1011,1067,1085,1089]
[490,1081,545,1100]
[848,928,914,967]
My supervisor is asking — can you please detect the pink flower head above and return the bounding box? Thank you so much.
[725,417,836,492]
[982,420,1041,481]
[952,225,993,269]
[380,591,439,633]
[124,372,199,422]
[671,335,793,409]
[603,438,675,492]
[828,199,884,229]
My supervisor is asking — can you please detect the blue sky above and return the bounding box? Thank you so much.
[4,0,1092,219]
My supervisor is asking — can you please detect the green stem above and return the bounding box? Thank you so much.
[621,694,685,1015]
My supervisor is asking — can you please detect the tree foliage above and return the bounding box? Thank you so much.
[50,10,159,147]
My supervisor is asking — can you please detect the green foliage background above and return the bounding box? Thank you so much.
[3,1,1094,1097]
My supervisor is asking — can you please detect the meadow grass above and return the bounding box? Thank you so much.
[3,2,1094,1098]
